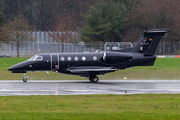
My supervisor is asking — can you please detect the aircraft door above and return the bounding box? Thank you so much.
[51,54,59,70]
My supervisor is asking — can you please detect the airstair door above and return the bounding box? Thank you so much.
[51,54,59,70]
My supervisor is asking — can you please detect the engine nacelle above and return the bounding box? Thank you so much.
[101,52,132,64]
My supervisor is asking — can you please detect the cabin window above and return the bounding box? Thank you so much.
[93,56,97,61]
[74,57,78,61]
[68,57,71,61]
[82,56,86,61]
[61,57,65,61]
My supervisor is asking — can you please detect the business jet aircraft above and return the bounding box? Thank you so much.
[8,29,171,82]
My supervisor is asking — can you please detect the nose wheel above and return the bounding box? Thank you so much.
[89,75,99,83]
[23,78,27,82]
[23,73,27,82]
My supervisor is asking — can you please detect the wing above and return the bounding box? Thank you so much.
[67,66,117,74]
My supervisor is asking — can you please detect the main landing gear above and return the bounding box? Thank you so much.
[23,73,27,82]
[89,75,99,83]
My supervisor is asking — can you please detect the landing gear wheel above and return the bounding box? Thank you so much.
[23,78,27,82]
[23,73,27,82]
[89,76,99,83]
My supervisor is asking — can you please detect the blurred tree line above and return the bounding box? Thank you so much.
[0,0,180,45]
[0,0,99,31]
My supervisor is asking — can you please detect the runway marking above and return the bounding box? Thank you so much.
[67,90,89,92]
[0,90,56,92]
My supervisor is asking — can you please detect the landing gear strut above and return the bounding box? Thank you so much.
[89,75,99,83]
[23,73,27,82]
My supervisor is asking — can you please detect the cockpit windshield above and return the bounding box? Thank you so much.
[28,55,43,61]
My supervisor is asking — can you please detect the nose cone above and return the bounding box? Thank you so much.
[8,65,19,71]
[8,61,27,73]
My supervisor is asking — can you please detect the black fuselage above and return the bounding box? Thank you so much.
[8,29,170,82]
[8,52,155,75]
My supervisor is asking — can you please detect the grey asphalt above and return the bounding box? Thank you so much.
[0,80,180,96]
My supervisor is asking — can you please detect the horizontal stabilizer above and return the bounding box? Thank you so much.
[144,29,171,34]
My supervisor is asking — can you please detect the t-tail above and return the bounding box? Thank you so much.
[132,29,171,55]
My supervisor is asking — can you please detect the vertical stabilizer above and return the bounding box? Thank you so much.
[132,29,171,55]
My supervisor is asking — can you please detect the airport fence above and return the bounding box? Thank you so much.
[0,31,133,57]
[0,42,133,57]
[0,31,179,57]
[156,41,180,55]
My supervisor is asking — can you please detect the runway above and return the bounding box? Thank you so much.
[0,80,180,96]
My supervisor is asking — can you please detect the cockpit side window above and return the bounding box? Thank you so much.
[28,55,43,61]
[27,55,36,61]
[35,56,43,60]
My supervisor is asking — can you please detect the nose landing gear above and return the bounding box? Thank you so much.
[23,73,27,82]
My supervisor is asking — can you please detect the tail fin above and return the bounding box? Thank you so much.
[132,29,171,55]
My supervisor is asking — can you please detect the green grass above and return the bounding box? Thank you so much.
[1,58,180,120]
[0,57,29,70]
[1,57,180,80]
[0,94,180,120]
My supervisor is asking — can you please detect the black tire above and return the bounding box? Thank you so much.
[23,78,27,82]
[89,76,99,83]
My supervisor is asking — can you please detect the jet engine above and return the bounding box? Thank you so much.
[101,52,132,64]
